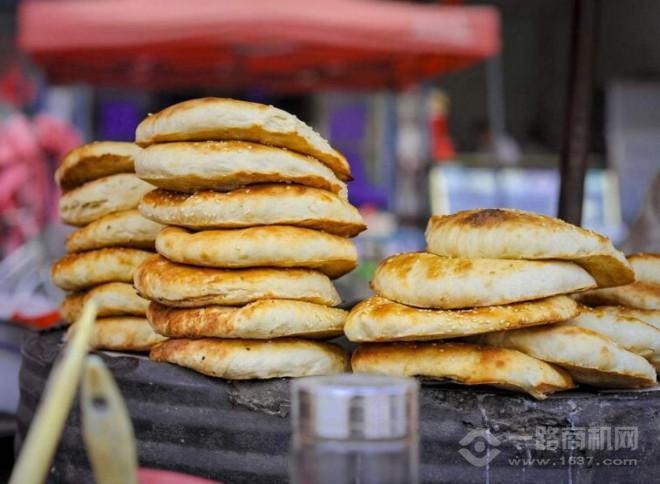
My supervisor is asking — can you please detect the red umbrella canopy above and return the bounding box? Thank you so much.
[18,0,500,91]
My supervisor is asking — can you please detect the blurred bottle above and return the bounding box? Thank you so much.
[395,90,430,226]
[290,374,419,484]
[428,90,455,163]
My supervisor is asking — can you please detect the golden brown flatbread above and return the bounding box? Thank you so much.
[139,185,365,237]
[150,338,349,379]
[156,226,357,278]
[590,306,660,330]
[575,282,660,310]
[66,209,164,252]
[476,325,657,388]
[51,248,153,292]
[134,255,341,308]
[426,208,633,288]
[135,141,347,196]
[344,295,579,342]
[59,174,154,226]
[147,299,346,339]
[562,306,660,370]
[351,342,575,400]
[371,252,596,309]
[55,141,140,191]
[67,317,166,352]
[135,98,351,180]
[60,282,149,323]
[628,253,660,284]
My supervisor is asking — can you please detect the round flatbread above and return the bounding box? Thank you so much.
[139,185,365,237]
[59,174,154,226]
[351,342,575,400]
[55,141,140,191]
[147,299,346,339]
[52,248,153,291]
[628,253,660,284]
[476,325,657,388]
[590,306,660,330]
[61,282,149,323]
[67,317,166,352]
[135,97,351,180]
[156,226,357,278]
[371,252,596,309]
[562,307,660,370]
[134,255,341,308]
[345,295,579,342]
[575,282,660,310]
[149,338,349,379]
[66,209,164,252]
[135,141,347,196]
[426,208,634,288]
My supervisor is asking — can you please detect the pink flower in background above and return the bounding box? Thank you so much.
[0,112,81,254]
[34,113,82,156]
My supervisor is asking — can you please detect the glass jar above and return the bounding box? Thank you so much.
[290,373,419,484]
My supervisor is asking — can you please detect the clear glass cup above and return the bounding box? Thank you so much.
[290,374,419,484]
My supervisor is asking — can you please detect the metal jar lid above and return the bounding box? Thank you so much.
[290,374,419,441]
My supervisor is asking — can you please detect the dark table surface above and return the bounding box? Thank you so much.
[15,328,660,484]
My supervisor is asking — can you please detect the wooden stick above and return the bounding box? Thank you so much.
[9,301,97,484]
[82,355,138,484]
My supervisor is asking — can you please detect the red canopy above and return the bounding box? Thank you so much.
[19,0,499,91]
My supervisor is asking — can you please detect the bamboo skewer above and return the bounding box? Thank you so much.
[9,300,97,484]
[81,354,138,484]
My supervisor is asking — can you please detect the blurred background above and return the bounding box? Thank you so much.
[0,1,659,464]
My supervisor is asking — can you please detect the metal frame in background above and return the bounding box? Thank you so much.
[558,0,597,225]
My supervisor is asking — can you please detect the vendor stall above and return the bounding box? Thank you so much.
[18,0,499,91]
[8,1,660,484]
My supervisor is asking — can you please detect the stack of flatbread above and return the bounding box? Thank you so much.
[132,98,365,379]
[348,208,657,399]
[563,253,660,371]
[51,142,167,352]
[575,253,659,311]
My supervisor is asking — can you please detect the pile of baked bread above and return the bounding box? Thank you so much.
[570,253,660,369]
[576,253,659,311]
[130,98,367,377]
[52,97,659,399]
[349,209,659,399]
[51,142,166,351]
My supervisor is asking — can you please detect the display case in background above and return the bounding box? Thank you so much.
[430,164,624,243]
